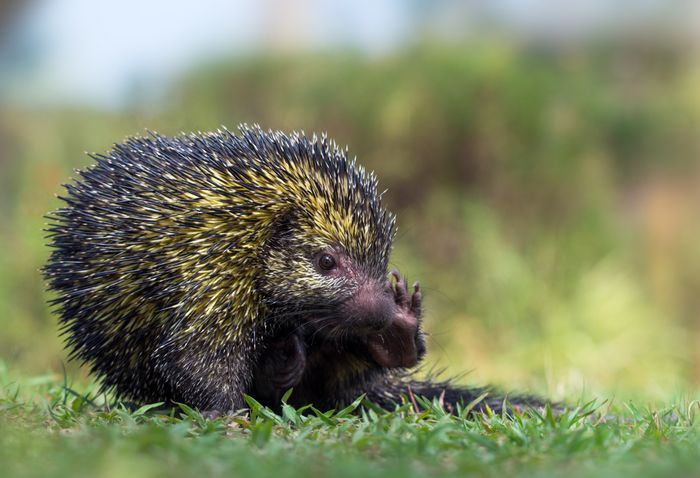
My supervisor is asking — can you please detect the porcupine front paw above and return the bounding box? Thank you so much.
[251,332,307,407]
[390,269,427,362]
[269,332,307,391]
[367,270,426,368]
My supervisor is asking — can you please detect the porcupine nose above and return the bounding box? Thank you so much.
[349,279,395,333]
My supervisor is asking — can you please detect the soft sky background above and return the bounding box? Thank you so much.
[1,0,693,109]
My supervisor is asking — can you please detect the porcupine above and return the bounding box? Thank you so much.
[44,125,549,415]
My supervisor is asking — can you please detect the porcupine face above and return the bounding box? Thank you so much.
[259,220,397,339]
[255,163,398,341]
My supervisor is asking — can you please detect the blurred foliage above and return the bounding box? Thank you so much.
[4,366,700,478]
[1,40,699,401]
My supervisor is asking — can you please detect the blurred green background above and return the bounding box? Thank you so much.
[1,0,699,403]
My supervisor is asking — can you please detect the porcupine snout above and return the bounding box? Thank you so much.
[340,279,396,334]
[347,277,422,369]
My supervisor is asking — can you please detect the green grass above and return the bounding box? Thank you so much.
[2,365,700,478]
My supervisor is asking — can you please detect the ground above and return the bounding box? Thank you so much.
[2,366,700,478]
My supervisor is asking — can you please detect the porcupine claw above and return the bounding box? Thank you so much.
[367,270,423,369]
[411,281,422,316]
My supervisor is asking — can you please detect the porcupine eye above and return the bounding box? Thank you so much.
[317,253,337,273]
